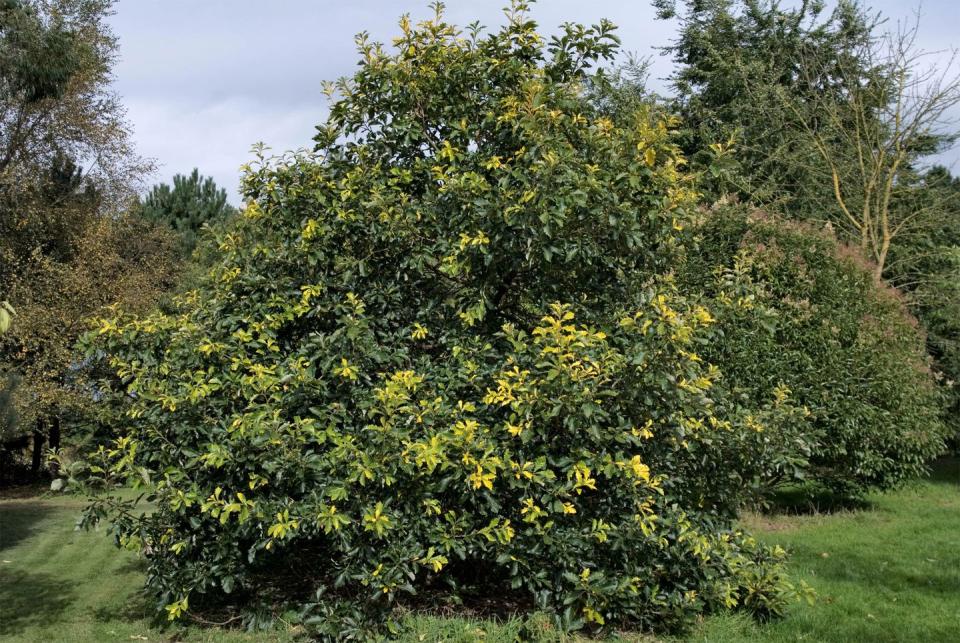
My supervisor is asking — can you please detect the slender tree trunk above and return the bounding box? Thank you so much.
[875,233,891,280]
[31,418,45,476]
[48,416,61,475]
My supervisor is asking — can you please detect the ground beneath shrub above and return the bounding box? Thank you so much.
[0,459,957,642]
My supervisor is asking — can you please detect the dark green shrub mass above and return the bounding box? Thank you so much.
[682,207,948,497]
[888,166,960,448]
[74,5,798,638]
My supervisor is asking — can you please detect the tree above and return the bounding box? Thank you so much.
[679,207,948,496]
[655,0,960,279]
[0,169,179,477]
[0,0,148,205]
[138,169,236,255]
[781,17,960,277]
[75,4,798,636]
[0,0,167,479]
[653,0,879,217]
[0,0,147,299]
[888,166,960,444]
[654,0,960,446]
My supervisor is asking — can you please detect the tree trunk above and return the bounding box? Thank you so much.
[31,418,45,476]
[875,231,891,280]
[48,416,61,475]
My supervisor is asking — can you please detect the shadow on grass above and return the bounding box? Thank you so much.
[0,503,53,552]
[811,547,960,598]
[0,482,50,501]
[92,590,153,624]
[113,556,148,576]
[926,457,960,487]
[758,458,959,516]
[0,568,76,636]
[762,486,874,516]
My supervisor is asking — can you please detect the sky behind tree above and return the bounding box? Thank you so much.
[109,0,960,202]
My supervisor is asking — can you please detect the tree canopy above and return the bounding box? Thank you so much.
[0,0,175,479]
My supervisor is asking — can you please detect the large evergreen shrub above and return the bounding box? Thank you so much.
[76,5,796,637]
[682,207,948,497]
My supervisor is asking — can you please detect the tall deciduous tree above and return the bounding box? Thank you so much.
[781,17,960,277]
[655,0,960,278]
[0,0,172,478]
[654,0,878,216]
[0,0,149,297]
[0,0,149,203]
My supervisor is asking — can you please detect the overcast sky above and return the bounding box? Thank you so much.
[108,0,960,203]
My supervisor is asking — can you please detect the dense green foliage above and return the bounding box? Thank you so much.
[680,208,948,495]
[0,0,934,639]
[139,168,236,254]
[653,0,876,217]
[76,5,803,637]
[888,166,960,443]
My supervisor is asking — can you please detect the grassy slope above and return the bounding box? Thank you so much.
[0,460,957,642]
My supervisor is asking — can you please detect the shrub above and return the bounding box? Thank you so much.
[74,5,794,637]
[681,207,948,497]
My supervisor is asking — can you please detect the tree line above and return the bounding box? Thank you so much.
[0,0,233,481]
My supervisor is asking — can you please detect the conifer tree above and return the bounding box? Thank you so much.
[138,169,235,254]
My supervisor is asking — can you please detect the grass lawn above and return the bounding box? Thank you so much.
[682,457,960,643]
[1,459,957,642]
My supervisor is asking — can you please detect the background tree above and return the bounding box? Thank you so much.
[888,165,960,443]
[0,0,174,480]
[138,168,236,255]
[679,206,947,496]
[655,0,960,277]
[654,0,960,446]
[653,0,879,217]
[1,207,179,478]
[0,0,149,294]
[0,0,148,205]
[779,17,960,277]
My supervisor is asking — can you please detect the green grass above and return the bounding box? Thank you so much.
[0,488,294,643]
[1,460,957,642]
[681,458,960,643]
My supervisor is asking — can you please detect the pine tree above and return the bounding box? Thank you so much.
[138,169,235,254]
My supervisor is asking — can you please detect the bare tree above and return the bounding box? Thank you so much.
[784,15,960,278]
